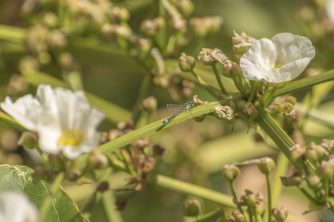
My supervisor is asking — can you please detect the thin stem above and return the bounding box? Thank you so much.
[228,181,244,214]
[265,174,272,222]
[190,70,221,99]
[211,64,228,95]
[298,187,322,205]
[102,191,123,222]
[151,174,235,208]
[39,172,65,221]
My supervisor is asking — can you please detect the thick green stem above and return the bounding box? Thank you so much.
[102,191,123,222]
[39,172,65,222]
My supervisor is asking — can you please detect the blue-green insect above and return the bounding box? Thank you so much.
[157,101,195,131]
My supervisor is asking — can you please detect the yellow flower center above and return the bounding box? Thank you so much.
[271,63,283,70]
[58,130,84,148]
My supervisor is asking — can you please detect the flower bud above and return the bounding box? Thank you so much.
[232,31,254,55]
[289,144,306,162]
[141,18,164,36]
[183,198,202,217]
[281,172,303,187]
[111,7,129,22]
[197,48,226,65]
[214,105,234,123]
[306,175,322,190]
[47,30,67,48]
[321,139,334,153]
[141,96,158,113]
[175,0,194,17]
[236,100,258,121]
[102,24,132,39]
[178,53,196,72]
[17,131,38,150]
[42,13,58,28]
[87,150,109,169]
[190,16,222,37]
[272,207,288,222]
[257,157,275,175]
[318,158,334,179]
[222,164,240,181]
[240,190,257,207]
[228,211,246,222]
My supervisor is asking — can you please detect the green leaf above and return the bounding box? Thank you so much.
[0,164,85,222]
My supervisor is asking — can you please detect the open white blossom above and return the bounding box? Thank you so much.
[240,33,315,83]
[0,192,39,222]
[326,0,334,24]
[1,85,105,159]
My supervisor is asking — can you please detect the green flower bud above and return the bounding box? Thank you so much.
[141,96,158,113]
[222,164,240,181]
[175,0,194,17]
[289,144,306,162]
[87,150,109,169]
[272,207,288,222]
[306,175,322,190]
[228,211,246,222]
[183,198,202,217]
[318,159,334,179]
[178,53,196,72]
[111,7,129,22]
[257,157,275,175]
[281,172,303,187]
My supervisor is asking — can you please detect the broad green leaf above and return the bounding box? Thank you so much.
[0,164,85,222]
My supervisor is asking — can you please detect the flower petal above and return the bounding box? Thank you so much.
[0,95,42,131]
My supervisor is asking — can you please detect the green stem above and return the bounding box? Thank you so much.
[228,181,244,214]
[273,69,334,98]
[271,153,289,207]
[265,174,272,222]
[39,172,65,221]
[255,106,297,167]
[102,191,123,222]
[298,187,321,205]
[151,174,235,208]
[212,64,228,95]
[190,70,221,99]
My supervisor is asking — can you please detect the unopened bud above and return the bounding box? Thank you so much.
[237,101,258,121]
[321,139,334,153]
[18,131,38,150]
[153,144,165,156]
[214,105,234,123]
[87,150,108,169]
[197,48,226,65]
[111,7,129,22]
[307,143,328,161]
[257,157,275,175]
[141,18,164,36]
[141,96,157,113]
[306,175,322,190]
[183,198,202,217]
[222,164,240,181]
[190,16,222,37]
[102,24,132,39]
[175,0,194,17]
[272,207,288,222]
[232,31,254,55]
[179,53,196,72]
[318,158,334,179]
[289,144,306,162]
[228,210,246,222]
[281,172,303,187]
[240,190,257,207]
[47,30,67,48]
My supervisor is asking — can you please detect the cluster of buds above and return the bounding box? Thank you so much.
[232,31,255,60]
[189,16,223,37]
[268,96,297,120]
[281,140,334,210]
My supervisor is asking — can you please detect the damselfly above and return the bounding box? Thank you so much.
[157,101,195,131]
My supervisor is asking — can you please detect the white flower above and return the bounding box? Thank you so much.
[1,85,105,159]
[0,192,39,222]
[240,33,315,83]
[326,0,334,24]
